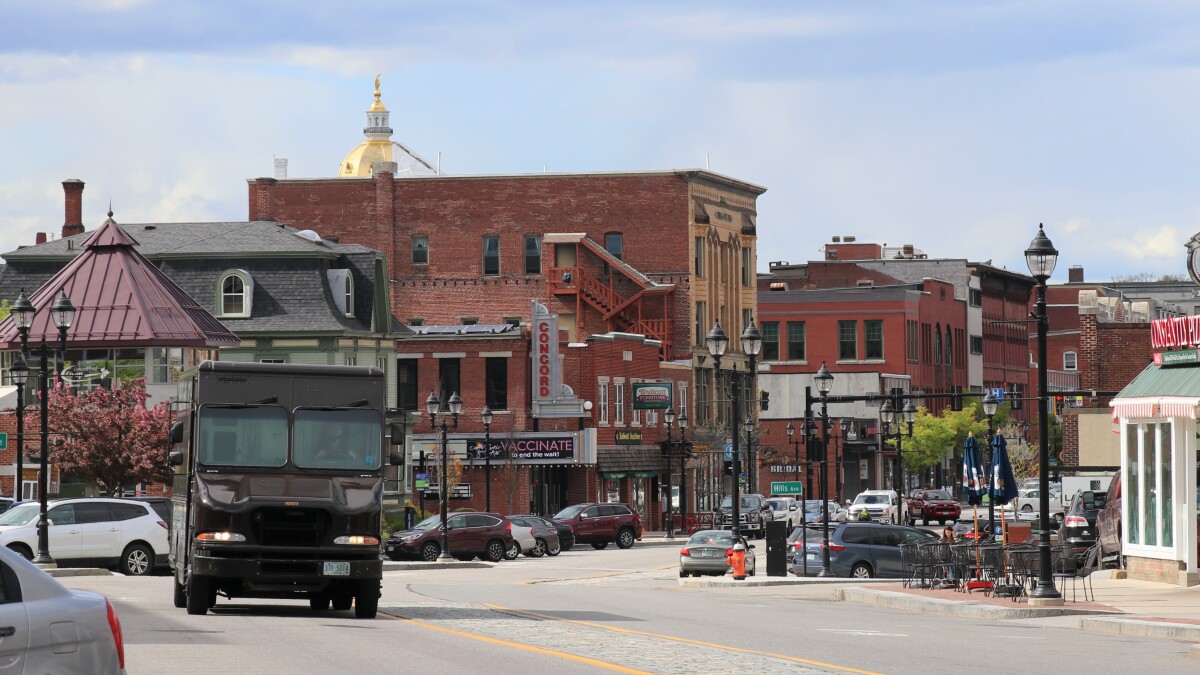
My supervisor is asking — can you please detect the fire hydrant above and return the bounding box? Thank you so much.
[727,540,747,580]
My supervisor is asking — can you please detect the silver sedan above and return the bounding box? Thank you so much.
[678,530,756,578]
[0,546,126,673]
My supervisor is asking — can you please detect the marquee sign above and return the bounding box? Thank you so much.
[1150,315,1200,352]
[632,382,673,410]
[467,436,576,461]
[531,301,562,403]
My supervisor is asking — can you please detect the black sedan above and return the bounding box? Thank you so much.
[511,514,575,551]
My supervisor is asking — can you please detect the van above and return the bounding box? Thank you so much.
[1095,472,1122,567]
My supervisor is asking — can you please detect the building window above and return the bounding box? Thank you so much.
[327,269,354,317]
[944,327,952,366]
[786,322,805,361]
[838,321,857,360]
[615,380,625,425]
[485,357,508,409]
[865,320,883,360]
[345,356,357,367]
[408,318,424,327]
[524,235,541,274]
[969,288,982,307]
[598,380,609,424]
[695,301,706,345]
[482,236,500,276]
[695,372,710,426]
[934,325,942,364]
[605,232,623,260]
[217,270,252,317]
[397,360,418,411]
[439,358,461,407]
[460,317,478,326]
[678,383,689,423]
[969,335,984,355]
[412,236,428,264]
[260,358,285,364]
[907,320,918,362]
[695,237,705,277]
[1063,351,1078,370]
[741,246,752,287]
[761,322,779,361]
[503,317,521,327]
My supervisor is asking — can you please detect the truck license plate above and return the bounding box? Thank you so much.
[323,562,351,576]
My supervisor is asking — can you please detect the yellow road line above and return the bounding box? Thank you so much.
[380,610,652,674]
[483,603,882,675]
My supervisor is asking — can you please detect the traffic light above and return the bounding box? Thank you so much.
[760,390,770,411]
[1008,383,1021,411]
[1054,395,1065,416]
[723,460,734,475]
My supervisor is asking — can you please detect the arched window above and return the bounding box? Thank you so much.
[944,327,953,366]
[327,269,354,317]
[933,324,942,364]
[217,270,253,318]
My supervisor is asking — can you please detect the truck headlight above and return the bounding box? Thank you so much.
[335,535,381,546]
[196,531,246,542]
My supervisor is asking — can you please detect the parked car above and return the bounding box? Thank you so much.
[801,500,847,524]
[905,489,961,526]
[0,546,126,673]
[717,494,774,538]
[385,512,514,562]
[504,517,538,559]
[124,496,171,523]
[511,514,574,551]
[678,529,756,578]
[765,497,803,528]
[1058,489,1106,562]
[1096,472,1123,568]
[1001,488,1061,518]
[790,522,939,578]
[507,515,561,557]
[847,490,902,524]
[552,503,643,549]
[0,497,14,514]
[0,497,167,576]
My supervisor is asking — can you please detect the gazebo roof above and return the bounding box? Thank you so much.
[0,214,239,349]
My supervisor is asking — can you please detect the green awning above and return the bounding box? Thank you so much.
[601,472,628,479]
[1112,363,1200,419]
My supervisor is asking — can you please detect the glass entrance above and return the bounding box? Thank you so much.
[530,466,568,516]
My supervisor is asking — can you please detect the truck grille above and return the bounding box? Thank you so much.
[251,507,331,547]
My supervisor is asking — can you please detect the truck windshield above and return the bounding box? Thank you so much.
[293,408,382,470]
[197,405,289,467]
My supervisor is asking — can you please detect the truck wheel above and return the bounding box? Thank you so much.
[186,574,210,616]
[354,580,380,619]
[173,577,187,608]
[616,528,635,549]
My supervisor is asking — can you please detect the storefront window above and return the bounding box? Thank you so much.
[1160,425,1173,547]
[605,478,620,503]
[1127,424,1140,545]
[632,477,648,520]
[1143,424,1157,546]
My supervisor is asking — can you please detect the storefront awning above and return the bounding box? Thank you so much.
[1111,363,1200,421]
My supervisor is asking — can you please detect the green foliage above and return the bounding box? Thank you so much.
[0,299,9,321]
[903,403,989,473]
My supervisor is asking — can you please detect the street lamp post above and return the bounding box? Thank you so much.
[663,405,677,539]
[706,320,762,542]
[481,407,493,512]
[879,397,915,525]
[785,420,810,576]
[982,391,998,532]
[1026,224,1063,604]
[837,418,851,504]
[32,291,75,566]
[814,362,833,576]
[426,390,462,562]
[677,407,688,534]
[9,290,34,502]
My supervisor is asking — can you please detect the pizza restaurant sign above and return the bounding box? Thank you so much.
[1151,315,1200,352]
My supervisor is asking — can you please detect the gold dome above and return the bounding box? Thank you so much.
[339,75,437,178]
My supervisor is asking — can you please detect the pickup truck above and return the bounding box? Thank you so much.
[717,494,774,539]
[905,489,961,526]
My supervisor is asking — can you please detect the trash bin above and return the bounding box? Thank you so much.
[404,505,416,530]
[765,520,789,577]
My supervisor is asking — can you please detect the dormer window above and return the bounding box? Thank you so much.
[217,270,253,318]
[327,269,354,318]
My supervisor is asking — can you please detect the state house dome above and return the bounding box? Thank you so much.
[338,75,437,178]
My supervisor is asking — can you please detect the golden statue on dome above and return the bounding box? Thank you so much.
[374,74,381,102]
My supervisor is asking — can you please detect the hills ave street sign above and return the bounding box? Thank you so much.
[0,433,5,450]
[770,481,803,496]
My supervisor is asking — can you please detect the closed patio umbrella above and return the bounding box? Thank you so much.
[962,433,988,543]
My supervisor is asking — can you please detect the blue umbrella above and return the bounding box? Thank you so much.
[962,434,988,506]
[990,434,1019,506]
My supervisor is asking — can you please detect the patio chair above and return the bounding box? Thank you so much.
[899,543,918,588]
[1054,543,1099,602]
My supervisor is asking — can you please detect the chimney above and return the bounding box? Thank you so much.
[831,235,842,243]
[35,232,47,245]
[62,179,85,238]
[1069,265,1084,283]
[844,235,856,243]
[273,158,288,179]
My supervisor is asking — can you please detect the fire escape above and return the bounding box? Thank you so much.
[548,237,676,360]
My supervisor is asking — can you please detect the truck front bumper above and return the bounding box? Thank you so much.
[192,552,383,584]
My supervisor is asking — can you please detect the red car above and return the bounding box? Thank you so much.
[906,489,962,526]
[552,503,643,549]
[385,512,514,562]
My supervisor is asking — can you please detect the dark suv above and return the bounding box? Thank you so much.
[385,512,514,562]
[1059,489,1106,562]
[790,522,938,578]
[552,503,643,549]
[1096,472,1122,567]
[718,494,774,538]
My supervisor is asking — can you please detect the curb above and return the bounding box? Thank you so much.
[383,561,496,571]
[45,568,113,578]
[1080,617,1200,643]
[838,587,1119,620]
[681,576,877,588]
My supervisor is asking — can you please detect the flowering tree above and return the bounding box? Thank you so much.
[46,378,172,495]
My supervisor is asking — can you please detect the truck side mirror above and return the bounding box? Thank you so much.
[390,423,405,446]
[168,451,184,466]
[169,420,184,445]
[389,451,403,466]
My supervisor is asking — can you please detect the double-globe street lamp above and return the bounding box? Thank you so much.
[813,363,834,576]
[1026,224,1063,604]
[705,319,762,541]
[982,390,998,532]
[879,397,915,525]
[8,290,75,566]
[426,390,462,562]
[662,404,688,539]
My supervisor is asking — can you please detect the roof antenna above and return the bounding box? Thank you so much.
[705,153,710,171]
[108,198,113,218]
[437,151,442,175]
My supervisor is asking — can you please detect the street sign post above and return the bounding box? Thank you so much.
[770,481,803,496]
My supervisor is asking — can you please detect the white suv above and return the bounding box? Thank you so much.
[0,498,168,575]
[848,490,903,524]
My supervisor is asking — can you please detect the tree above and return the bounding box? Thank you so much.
[0,299,9,321]
[46,378,172,495]
[903,404,989,475]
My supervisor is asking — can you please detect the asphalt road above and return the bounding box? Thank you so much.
[60,544,1197,674]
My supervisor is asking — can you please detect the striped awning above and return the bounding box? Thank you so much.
[1110,396,1200,421]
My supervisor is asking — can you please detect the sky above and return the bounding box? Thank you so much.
[3,0,1200,282]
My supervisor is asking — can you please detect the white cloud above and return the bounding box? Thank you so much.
[1063,217,1087,234]
[1116,224,1186,260]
